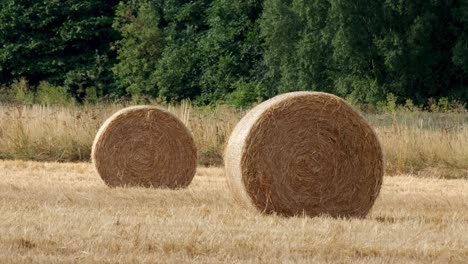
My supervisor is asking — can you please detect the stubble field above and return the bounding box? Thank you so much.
[1,160,467,263]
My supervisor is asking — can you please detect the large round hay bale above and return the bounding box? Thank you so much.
[92,106,197,188]
[225,92,384,217]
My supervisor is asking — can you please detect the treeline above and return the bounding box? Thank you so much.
[0,0,467,107]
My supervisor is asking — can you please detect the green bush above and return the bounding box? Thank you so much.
[36,81,74,106]
[428,97,448,113]
[9,78,34,104]
[112,1,163,99]
[226,80,261,108]
[377,93,398,113]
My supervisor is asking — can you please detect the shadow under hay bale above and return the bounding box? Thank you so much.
[224,92,384,217]
[92,106,197,188]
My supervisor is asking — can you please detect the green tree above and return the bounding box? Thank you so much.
[261,0,468,105]
[0,0,119,100]
[330,0,468,103]
[112,1,164,99]
[328,0,384,103]
[373,0,458,103]
[154,0,211,100]
[452,0,468,99]
[156,40,202,99]
[198,0,264,105]
[261,0,334,97]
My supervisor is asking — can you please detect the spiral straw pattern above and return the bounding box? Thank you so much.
[225,92,384,217]
[92,106,197,188]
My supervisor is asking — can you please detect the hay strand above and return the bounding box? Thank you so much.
[92,106,197,188]
[225,92,384,217]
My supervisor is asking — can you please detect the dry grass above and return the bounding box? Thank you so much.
[378,125,468,178]
[1,103,468,178]
[0,160,467,263]
[0,104,120,161]
[0,103,241,166]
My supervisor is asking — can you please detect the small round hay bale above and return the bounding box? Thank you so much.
[92,106,197,188]
[225,92,384,217]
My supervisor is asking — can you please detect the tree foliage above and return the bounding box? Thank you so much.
[0,0,119,101]
[1,0,467,106]
[112,1,163,99]
[260,0,468,104]
[198,0,264,104]
[261,0,333,96]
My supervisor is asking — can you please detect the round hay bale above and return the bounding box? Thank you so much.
[224,92,384,217]
[92,106,197,188]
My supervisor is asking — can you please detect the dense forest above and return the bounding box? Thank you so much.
[0,0,467,107]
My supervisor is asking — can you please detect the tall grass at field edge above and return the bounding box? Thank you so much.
[1,103,467,179]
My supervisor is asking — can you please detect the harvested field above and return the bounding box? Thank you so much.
[0,160,467,263]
